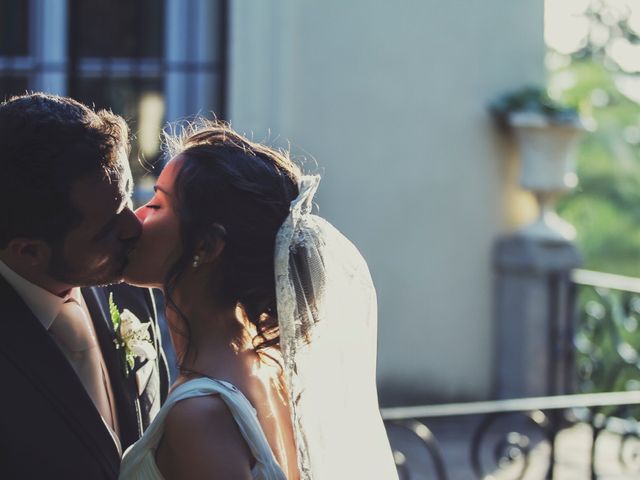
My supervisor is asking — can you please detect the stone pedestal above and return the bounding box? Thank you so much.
[494,234,581,399]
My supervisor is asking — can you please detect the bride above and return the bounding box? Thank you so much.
[119,121,398,479]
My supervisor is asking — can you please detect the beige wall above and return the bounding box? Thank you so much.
[229,0,545,403]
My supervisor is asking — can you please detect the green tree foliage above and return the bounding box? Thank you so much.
[547,1,640,395]
[550,4,640,276]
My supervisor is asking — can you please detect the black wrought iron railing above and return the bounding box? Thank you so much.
[382,391,640,479]
[572,269,640,395]
[382,269,640,479]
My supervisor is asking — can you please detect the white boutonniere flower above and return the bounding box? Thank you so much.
[109,293,157,377]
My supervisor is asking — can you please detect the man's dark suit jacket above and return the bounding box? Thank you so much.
[0,276,170,479]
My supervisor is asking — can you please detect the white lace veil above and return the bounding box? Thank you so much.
[275,175,399,479]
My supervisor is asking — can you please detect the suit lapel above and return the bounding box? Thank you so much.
[82,286,141,448]
[0,277,120,476]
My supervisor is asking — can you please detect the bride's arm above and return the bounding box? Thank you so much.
[155,395,254,480]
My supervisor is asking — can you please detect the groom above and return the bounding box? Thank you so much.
[0,93,169,479]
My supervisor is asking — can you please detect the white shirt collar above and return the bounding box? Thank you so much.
[0,259,75,330]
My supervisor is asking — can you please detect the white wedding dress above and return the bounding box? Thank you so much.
[120,175,399,480]
[118,376,287,480]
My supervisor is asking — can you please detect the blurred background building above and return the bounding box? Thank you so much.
[0,0,560,405]
[3,0,640,409]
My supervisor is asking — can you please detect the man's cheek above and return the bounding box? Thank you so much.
[79,250,112,269]
[94,255,112,268]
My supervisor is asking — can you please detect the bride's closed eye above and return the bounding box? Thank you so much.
[145,204,160,210]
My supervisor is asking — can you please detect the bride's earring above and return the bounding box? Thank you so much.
[192,255,201,268]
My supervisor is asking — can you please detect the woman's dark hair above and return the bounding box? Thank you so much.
[162,120,300,362]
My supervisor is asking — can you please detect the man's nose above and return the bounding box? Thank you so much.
[135,205,148,222]
[118,207,143,242]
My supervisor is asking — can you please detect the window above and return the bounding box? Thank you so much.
[0,0,30,97]
[68,0,167,193]
[0,0,228,203]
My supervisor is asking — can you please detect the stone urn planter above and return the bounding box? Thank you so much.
[491,88,585,243]
[509,112,584,242]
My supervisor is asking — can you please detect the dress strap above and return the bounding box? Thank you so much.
[166,377,287,479]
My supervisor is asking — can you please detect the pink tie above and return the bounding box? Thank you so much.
[50,297,119,438]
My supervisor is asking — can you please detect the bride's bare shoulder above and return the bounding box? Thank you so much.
[156,395,254,480]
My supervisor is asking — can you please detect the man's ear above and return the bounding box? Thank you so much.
[5,237,51,269]
[196,224,226,265]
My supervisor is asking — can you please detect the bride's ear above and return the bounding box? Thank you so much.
[196,223,226,265]
[5,237,51,270]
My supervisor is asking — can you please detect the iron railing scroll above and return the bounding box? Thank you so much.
[382,269,640,479]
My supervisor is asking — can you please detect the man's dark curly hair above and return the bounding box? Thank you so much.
[0,93,130,248]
